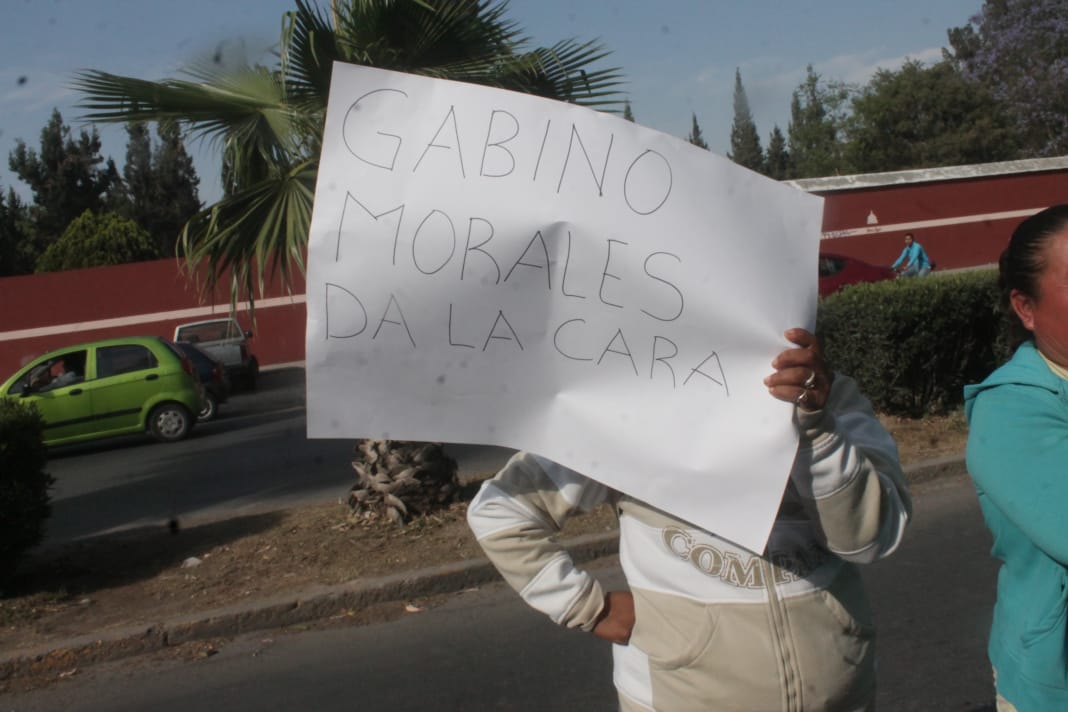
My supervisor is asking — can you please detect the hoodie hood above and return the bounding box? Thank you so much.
[964,341,1063,422]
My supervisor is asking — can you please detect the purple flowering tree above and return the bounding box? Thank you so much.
[948,0,1068,156]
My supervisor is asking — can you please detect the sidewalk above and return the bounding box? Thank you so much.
[0,453,967,685]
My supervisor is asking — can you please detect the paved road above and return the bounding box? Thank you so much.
[43,367,515,545]
[11,474,999,711]
[862,473,997,711]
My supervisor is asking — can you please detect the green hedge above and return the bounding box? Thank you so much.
[816,269,1009,417]
[0,398,53,588]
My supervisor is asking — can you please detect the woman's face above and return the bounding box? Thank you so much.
[1011,226,1068,367]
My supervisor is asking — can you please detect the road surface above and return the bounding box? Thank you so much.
[11,474,999,711]
[42,367,515,544]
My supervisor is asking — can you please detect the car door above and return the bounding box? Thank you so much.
[90,343,162,434]
[6,349,93,444]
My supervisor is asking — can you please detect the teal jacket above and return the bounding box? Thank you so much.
[965,341,1068,710]
[892,241,931,270]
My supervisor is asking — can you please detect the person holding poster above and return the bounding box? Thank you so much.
[467,327,911,711]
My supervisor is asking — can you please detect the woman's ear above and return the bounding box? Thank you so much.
[1010,288,1036,331]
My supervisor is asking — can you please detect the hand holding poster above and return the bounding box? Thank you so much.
[305,62,823,552]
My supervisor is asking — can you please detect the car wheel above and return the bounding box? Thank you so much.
[244,359,259,390]
[198,392,218,421]
[149,403,193,442]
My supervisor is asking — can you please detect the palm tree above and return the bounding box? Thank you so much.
[74,0,621,300]
[73,0,623,525]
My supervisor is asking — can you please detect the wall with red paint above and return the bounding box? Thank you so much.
[794,158,1068,270]
[1,258,306,377]
[2,157,1065,379]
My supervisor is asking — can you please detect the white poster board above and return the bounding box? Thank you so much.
[306,63,823,552]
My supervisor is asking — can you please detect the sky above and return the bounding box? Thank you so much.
[0,0,983,205]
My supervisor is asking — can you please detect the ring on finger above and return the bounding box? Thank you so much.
[795,389,809,408]
[803,369,817,390]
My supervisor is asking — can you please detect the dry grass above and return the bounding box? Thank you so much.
[878,409,968,464]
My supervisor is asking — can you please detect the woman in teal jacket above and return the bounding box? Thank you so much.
[965,204,1068,711]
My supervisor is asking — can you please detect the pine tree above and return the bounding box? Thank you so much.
[7,109,117,247]
[0,188,35,276]
[764,126,791,180]
[118,121,201,255]
[687,112,709,149]
[151,121,201,255]
[787,65,851,178]
[121,121,153,223]
[728,69,764,172]
[622,99,635,122]
[101,157,126,213]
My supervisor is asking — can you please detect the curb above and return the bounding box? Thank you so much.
[1,455,966,683]
[0,532,619,683]
[902,453,968,485]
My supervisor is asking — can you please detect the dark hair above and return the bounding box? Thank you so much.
[999,204,1068,347]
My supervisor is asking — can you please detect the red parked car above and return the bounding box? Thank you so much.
[818,252,896,297]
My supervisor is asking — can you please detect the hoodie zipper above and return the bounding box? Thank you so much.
[762,558,802,712]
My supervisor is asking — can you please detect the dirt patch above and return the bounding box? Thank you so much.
[0,412,966,691]
[0,495,618,662]
[879,409,968,464]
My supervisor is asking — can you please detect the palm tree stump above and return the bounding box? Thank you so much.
[349,440,460,526]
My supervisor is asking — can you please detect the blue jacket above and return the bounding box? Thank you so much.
[892,242,930,270]
[965,341,1068,710]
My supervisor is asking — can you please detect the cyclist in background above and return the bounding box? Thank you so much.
[892,232,932,277]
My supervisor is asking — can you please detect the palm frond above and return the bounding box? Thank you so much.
[73,0,624,306]
[72,67,307,172]
[525,40,624,108]
[282,0,338,103]
[179,160,316,305]
[331,0,525,74]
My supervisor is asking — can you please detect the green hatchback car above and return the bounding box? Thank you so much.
[1,336,204,446]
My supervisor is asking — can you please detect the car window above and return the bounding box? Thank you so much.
[819,257,845,276]
[8,349,88,394]
[97,344,158,378]
[176,322,230,343]
[7,364,42,395]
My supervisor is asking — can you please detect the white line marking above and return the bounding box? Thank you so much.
[821,207,1044,240]
[0,295,307,342]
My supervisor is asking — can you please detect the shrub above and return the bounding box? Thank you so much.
[0,398,54,587]
[36,210,160,273]
[816,269,1006,417]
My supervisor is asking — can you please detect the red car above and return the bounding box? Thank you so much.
[818,252,896,297]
